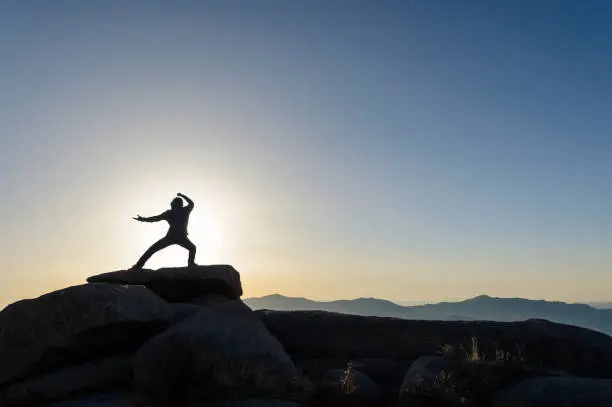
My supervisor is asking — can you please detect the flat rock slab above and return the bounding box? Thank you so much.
[87,265,243,301]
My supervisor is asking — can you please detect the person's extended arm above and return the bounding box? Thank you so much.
[177,193,194,209]
[133,212,166,222]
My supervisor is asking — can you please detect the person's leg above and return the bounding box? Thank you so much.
[133,236,173,269]
[177,237,197,267]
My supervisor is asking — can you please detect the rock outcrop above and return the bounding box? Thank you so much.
[2,265,612,407]
[0,283,169,387]
[257,310,612,378]
[133,301,297,404]
[87,265,243,301]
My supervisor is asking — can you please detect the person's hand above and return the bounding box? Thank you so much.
[133,215,145,222]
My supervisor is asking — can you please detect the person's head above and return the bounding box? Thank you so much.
[171,197,183,210]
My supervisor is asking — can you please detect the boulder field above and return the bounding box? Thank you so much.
[0,265,610,407]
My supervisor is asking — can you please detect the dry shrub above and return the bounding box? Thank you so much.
[339,361,357,395]
[407,338,537,407]
[295,360,385,407]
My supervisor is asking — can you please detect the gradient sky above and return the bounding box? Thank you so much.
[1,1,611,307]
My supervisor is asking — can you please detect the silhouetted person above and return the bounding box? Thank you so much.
[131,193,197,269]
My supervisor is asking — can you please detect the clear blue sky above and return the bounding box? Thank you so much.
[1,1,611,306]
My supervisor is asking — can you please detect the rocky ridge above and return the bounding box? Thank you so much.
[1,265,611,407]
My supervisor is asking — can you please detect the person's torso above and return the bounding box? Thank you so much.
[165,207,192,236]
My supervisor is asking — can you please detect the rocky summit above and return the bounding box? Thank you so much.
[87,264,243,301]
[1,266,612,407]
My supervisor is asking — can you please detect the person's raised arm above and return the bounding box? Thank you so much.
[133,212,167,222]
[177,193,194,209]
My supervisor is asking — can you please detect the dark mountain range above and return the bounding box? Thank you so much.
[244,294,612,336]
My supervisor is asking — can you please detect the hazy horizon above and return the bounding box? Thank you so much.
[1,1,612,307]
[4,290,612,312]
[243,293,612,308]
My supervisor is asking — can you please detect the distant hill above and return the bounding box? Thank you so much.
[244,294,612,336]
[589,302,612,309]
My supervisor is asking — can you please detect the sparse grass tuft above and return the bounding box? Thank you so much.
[406,338,539,407]
[295,359,387,407]
[437,343,454,357]
[462,336,484,362]
[339,361,357,395]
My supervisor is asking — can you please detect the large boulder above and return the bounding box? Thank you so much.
[351,358,410,386]
[134,301,297,404]
[491,377,612,407]
[351,358,410,401]
[396,356,463,407]
[0,284,170,387]
[257,311,612,378]
[399,356,452,396]
[5,355,132,406]
[166,303,203,325]
[87,265,243,301]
